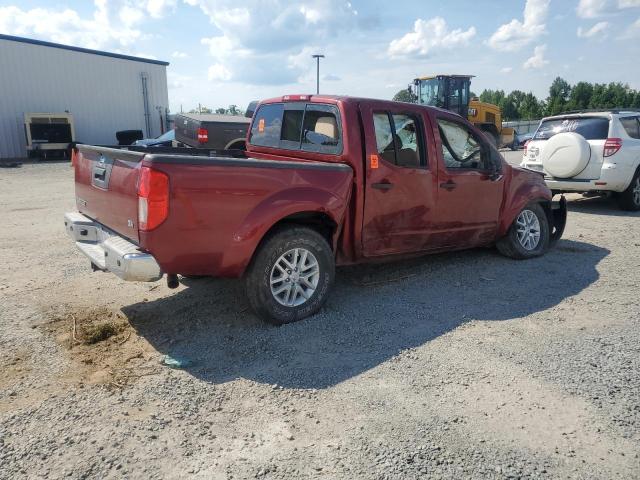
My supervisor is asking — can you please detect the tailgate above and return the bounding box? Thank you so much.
[74,145,145,243]
[175,114,200,147]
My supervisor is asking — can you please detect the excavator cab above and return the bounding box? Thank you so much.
[413,75,473,118]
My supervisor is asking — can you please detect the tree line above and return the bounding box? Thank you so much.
[478,77,640,120]
[394,77,640,120]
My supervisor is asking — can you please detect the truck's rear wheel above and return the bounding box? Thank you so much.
[496,203,550,259]
[617,169,640,211]
[245,227,334,325]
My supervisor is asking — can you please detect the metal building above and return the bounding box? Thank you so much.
[0,34,169,160]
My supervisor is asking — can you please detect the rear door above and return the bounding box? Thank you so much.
[360,103,438,256]
[526,116,610,180]
[431,116,504,247]
[74,145,144,243]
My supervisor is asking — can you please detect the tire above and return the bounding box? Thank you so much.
[245,226,335,325]
[496,203,550,259]
[616,168,640,211]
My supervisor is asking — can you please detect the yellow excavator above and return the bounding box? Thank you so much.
[411,75,515,148]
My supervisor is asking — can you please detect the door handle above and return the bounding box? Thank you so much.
[94,167,106,180]
[372,182,394,191]
[440,180,457,191]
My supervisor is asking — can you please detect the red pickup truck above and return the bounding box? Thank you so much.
[65,95,566,324]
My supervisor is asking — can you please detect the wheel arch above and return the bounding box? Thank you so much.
[224,138,247,150]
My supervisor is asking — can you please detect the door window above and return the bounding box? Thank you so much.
[372,112,424,168]
[437,119,487,170]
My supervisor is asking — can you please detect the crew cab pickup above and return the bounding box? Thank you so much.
[65,95,566,324]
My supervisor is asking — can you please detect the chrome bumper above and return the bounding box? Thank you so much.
[64,212,162,282]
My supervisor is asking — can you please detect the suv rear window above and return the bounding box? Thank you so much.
[249,102,342,154]
[533,117,609,141]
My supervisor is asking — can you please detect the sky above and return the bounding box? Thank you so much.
[1,0,640,113]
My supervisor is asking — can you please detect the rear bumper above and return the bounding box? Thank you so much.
[64,212,162,282]
[521,161,630,192]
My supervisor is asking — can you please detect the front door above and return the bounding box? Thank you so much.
[431,117,505,247]
[360,104,437,257]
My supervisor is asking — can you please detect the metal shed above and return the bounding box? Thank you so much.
[0,34,169,160]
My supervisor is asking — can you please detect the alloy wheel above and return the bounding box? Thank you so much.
[270,248,320,307]
[516,209,541,251]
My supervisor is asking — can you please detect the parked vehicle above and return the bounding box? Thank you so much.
[65,95,566,324]
[521,110,640,210]
[512,131,534,150]
[175,113,250,150]
[133,129,175,147]
[25,112,75,160]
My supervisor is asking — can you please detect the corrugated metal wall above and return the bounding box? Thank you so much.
[0,38,169,159]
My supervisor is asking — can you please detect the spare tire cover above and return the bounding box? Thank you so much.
[541,132,591,179]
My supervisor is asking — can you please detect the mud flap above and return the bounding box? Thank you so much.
[549,195,567,248]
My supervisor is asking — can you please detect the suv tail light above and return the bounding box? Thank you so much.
[197,128,208,144]
[138,166,169,231]
[603,138,622,157]
[524,140,530,155]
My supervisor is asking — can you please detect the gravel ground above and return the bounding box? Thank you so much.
[1,156,639,479]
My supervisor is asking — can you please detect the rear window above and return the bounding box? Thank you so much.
[249,102,342,154]
[533,117,610,141]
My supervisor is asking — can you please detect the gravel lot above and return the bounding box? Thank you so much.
[1,153,639,479]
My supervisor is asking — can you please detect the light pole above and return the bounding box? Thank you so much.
[312,54,324,94]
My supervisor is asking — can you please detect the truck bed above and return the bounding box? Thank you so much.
[72,144,353,277]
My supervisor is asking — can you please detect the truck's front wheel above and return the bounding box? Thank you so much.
[245,227,335,325]
[496,203,550,259]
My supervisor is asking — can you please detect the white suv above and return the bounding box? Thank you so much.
[521,111,640,210]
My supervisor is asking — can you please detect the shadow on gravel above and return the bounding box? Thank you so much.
[122,239,608,389]
[567,195,640,218]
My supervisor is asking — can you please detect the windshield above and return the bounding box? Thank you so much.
[533,117,609,141]
[418,78,443,107]
[155,129,175,141]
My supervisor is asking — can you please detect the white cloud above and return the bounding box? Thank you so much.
[387,17,476,58]
[577,21,610,37]
[577,0,640,17]
[0,0,179,52]
[208,63,232,82]
[171,51,188,58]
[500,67,514,73]
[187,0,358,85]
[620,16,640,37]
[523,45,549,69]
[577,0,609,18]
[146,0,177,18]
[488,0,550,51]
[323,73,341,81]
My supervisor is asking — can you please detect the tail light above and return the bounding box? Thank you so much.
[137,166,169,231]
[70,148,77,167]
[524,140,530,155]
[197,128,208,144]
[603,138,622,157]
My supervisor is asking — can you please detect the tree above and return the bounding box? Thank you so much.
[215,107,226,114]
[545,77,571,116]
[567,82,593,111]
[393,88,416,103]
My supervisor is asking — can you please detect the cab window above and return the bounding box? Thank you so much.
[249,103,342,154]
[437,119,488,170]
[372,112,425,168]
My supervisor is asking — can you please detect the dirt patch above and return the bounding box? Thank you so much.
[0,349,32,391]
[41,306,160,389]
